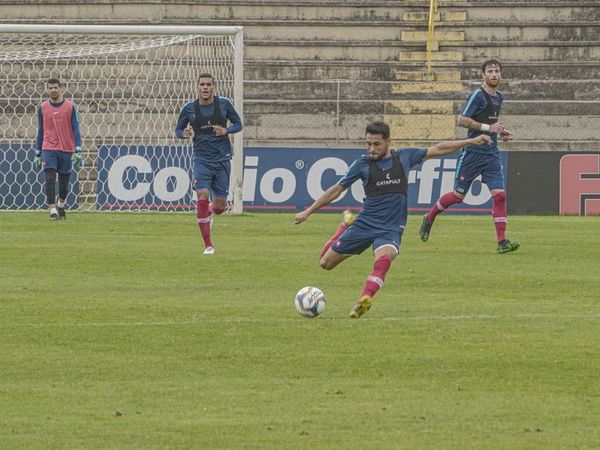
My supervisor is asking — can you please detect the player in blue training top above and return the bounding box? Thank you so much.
[175,73,242,255]
[294,121,490,318]
[419,59,519,254]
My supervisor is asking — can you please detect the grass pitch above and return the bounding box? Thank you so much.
[1,212,599,449]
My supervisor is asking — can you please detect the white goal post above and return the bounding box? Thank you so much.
[0,24,244,213]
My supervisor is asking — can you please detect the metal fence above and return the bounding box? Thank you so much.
[243,79,600,151]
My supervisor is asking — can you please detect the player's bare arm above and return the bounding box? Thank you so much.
[457,114,505,134]
[182,124,193,139]
[458,114,513,141]
[295,184,346,224]
[424,135,492,160]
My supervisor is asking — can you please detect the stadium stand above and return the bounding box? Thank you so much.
[3,0,600,151]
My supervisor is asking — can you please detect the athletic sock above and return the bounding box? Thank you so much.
[361,255,392,298]
[58,173,70,200]
[426,191,463,222]
[196,198,213,248]
[57,198,65,208]
[492,191,507,242]
[320,223,348,258]
[45,171,57,205]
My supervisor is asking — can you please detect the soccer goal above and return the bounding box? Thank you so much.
[0,24,244,213]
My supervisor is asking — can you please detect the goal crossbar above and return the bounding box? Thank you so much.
[0,24,243,36]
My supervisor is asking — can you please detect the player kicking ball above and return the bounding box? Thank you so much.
[295,121,490,318]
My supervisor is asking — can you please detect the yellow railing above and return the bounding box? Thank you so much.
[426,0,438,72]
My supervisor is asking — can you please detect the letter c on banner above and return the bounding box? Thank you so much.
[307,157,348,201]
[351,181,365,203]
[107,155,151,201]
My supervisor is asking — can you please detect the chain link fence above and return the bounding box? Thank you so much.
[243,79,600,151]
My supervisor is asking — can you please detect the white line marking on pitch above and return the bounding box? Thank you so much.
[6,313,600,328]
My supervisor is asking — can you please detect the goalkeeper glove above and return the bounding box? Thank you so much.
[33,150,42,169]
[72,151,83,170]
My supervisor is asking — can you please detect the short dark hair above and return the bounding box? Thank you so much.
[47,78,61,86]
[197,73,214,83]
[481,59,502,72]
[365,121,390,140]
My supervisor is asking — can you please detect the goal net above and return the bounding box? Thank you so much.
[0,24,244,213]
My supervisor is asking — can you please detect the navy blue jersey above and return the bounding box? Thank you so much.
[175,97,242,162]
[461,88,503,154]
[337,148,427,232]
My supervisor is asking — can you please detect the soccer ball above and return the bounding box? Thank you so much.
[295,286,326,318]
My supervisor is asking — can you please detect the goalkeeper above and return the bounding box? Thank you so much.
[34,78,83,220]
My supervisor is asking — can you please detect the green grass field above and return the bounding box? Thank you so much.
[1,212,599,449]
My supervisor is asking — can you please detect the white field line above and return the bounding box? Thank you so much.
[6,313,600,328]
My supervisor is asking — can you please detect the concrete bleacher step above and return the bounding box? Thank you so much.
[427,60,600,80]
[245,100,384,115]
[455,2,600,23]
[242,120,600,147]
[244,79,597,101]
[401,31,464,43]
[451,24,600,42]
[3,1,414,23]
[395,70,461,81]
[386,114,456,140]
[437,41,600,62]
[246,39,404,61]
[242,24,404,41]
[391,81,464,94]
[398,51,464,62]
[403,11,467,22]
[398,41,600,63]
[244,59,600,82]
[502,100,599,115]
[385,100,455,115]
[244,98,598,115]
[244,60,402,81]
